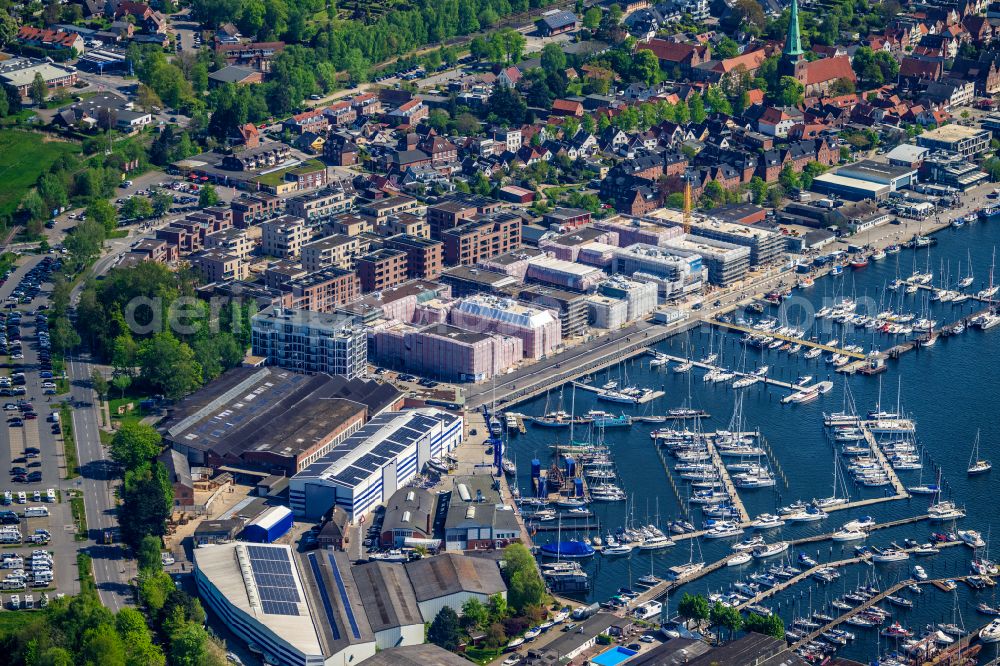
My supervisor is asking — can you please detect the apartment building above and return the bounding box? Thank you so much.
[230,192,282,227]
[357,249,408,292]
[189,250,248,283]
[383,235,444,280]
[260,215,311,258]
[282,267,361,312]
[441,212,521,266]
[357,195,422,224]
[300,234,360,272]
[204,227,255,260]
[427,195,504,239]
[251,306,367,379]
[378,212,430,239]
[325,213,372,237]
[285,184,355,222]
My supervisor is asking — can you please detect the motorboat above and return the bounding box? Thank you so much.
[912,544,939,556]
[727,552,752,566]
[832,529,867,542]
[732,536,766,552]
[602,544,634,556]
[958,529,986,548]
[912,565,928,580]
[928,501,966,521]
[871,549,909,563]
[750,514,786,529]
[752,542,790,559]
[843,516,876,531]
[786,508,828,522]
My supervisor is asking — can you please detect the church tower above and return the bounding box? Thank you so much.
[779,0,806,79]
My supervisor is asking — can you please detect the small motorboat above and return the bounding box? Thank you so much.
[728,552,752,567]
[912,565,928,580]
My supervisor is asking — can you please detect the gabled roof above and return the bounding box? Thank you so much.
[802,55,856,86]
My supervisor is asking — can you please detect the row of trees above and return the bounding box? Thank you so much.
[76,262,253,400]
[677,593,785,640]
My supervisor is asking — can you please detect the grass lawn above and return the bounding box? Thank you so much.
[0,611,37,633]
[0,130,81,219]
[60,405,78,479]
[109,390,152,423]
[70,494,87,540]
[42,91,96,109]
[108,229,129,239]
[464,647,504,664]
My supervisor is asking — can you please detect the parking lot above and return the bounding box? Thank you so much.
[0,256,81,604]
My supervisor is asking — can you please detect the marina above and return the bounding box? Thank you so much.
[497,210,1000,663]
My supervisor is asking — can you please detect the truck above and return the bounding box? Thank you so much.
[571,603,600,620]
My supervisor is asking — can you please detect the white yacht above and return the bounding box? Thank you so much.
[912,565,928,580]
[751,542,789,559]
[872,549,909,563]
[980,619,1000,643]
[831,529,867,542]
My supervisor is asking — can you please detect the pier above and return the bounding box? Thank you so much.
[627,514,935,607]
[785,564,972,651]
[858,420,910,498]
[705,320,867,360]
[570,381,666,404]
[650,353,803,393]
[704,435,750,524]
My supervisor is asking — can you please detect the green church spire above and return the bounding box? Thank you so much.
[784,0,804,58]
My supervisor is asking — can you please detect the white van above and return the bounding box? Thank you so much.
[24,506,48,518]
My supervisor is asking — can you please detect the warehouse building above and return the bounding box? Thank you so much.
[251,306,367,380]
[194,543,377,666]
[162,368,401,476]
[450,295,561,359]
[836,160,917,191]
[443,475,521,552]
[288,409,463,520]
[352,561,425,649]
[242,505,294,543]
[810,172,891,202]
[380,487,438,548]
[361,644,471,666]
[404,552,508,622]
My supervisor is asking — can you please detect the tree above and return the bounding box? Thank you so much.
[985,157,1000,181]
[632,48,660,86]
[91,369,110,402]
[749,176,768,204]
[138,334,203,400]
[829,76,856,95]
[728,0,765,32]
[704,86,732,115]
[152,192,173,217]
[688,93,707,124]
[487,593,508,623]
[86,199,118,233]
[502,543,546,612]
[110,422,163,472]
[710,601,743,642]
[121,196,154,220]
[485,622,507,649]
[488,85,529,126]
[198,184,219,208]
[80,624,126,666]
[677,593,710,623]
[774,76,804,107]
[583,6,602,29]
[20,190,46,223]
[462,597,490,631]
[138,535,164,573]
[852,46,898,86]
[428,606,462,651]
[112,372,133,400]
[488,28,526,65]
[136,84,163,112]
[169,622,211,666]
[743,612,785,639]
[779,163,801,190]
[30,72,47,106]
[541,43,567,75]
[120,462,172,548]
[714,36,740,59]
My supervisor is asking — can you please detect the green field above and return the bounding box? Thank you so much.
[0,130,81,219]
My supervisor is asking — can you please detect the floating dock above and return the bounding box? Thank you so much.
[706,320,867,360]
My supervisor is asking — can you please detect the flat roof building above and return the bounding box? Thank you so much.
[450,295,561,359]
[811,172,891,201]
[251,306,367,380]
[373,322,523,383]
[194,543,377,666]
[289,409,463,520]
[917,124,990,157]
[162,367,400,475]
[685,216,785,267]
[659,234,750,287]
[612,243,706,299]
[836,159,918,191]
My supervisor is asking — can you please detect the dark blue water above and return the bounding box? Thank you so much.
[505,220,1000,661]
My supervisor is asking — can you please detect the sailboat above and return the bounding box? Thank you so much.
[813,451,848,509]
[667,536,705,580]
[700,330,718,365]
[977,247,999,300]
[959,249,975,288]
[968,429,992,475]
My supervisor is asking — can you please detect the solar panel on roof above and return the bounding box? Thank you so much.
[247,546,301,616]
[328,553,361,639]
[308,553,341,641]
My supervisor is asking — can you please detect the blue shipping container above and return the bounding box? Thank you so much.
[242,505,293,543]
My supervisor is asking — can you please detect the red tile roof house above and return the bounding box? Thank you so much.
[386,98,428,125]
[636,39,710,75]
[16,27,85,53]
[497,66,522,88]
[550,98,584,117]
[114,1,166,32]
[283,109,329,134]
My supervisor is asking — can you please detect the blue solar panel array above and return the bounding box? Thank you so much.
[247,546,301,616]
[308,553,341,641]
[328,553,362,639]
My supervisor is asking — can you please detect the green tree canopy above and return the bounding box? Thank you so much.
[428,606,462,651]
[110,422,163,472]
